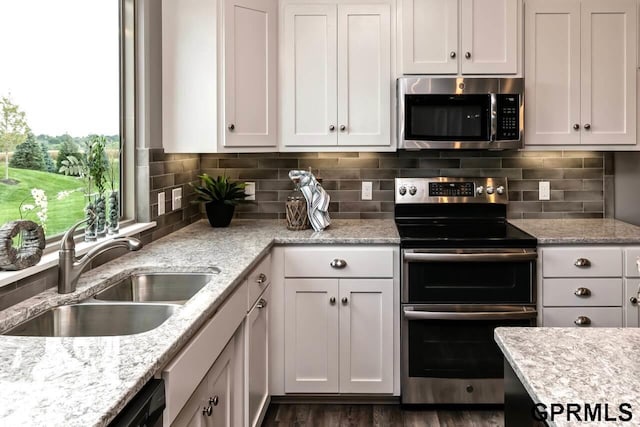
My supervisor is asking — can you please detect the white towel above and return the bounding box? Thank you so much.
[289,170,331,232]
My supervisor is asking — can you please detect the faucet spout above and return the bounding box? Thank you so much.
[58,228,143,294]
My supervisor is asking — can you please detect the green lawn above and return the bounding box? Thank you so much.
[0,166,87,238]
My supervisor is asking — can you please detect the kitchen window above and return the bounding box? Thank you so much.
[0,0,134,242]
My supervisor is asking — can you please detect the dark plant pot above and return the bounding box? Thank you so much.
[205,202,235,227]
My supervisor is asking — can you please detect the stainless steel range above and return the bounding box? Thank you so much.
[396,177,537,405]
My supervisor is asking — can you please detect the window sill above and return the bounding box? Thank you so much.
[0,222,156,289]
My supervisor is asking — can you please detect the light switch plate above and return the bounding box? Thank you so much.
[539,181,550,201]
[172,188,182,210]
[245,182,256,201]
[157,192,165,216]
[362,181,373,200]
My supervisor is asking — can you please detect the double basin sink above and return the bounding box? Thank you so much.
[4,271,219,337]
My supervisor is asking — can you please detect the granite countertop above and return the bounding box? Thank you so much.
[0,219,399,427]
[495,327,640,427]
[510,219,640,244]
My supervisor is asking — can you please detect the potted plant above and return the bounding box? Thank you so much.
[190,174,248,227]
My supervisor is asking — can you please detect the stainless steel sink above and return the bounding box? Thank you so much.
[3,303,177,337]
[93,271,219,304]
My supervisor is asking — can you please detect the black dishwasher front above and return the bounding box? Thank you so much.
[109,379,165,427]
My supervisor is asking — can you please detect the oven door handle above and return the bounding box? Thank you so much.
[403,251,537,263]
[403,307,537,321]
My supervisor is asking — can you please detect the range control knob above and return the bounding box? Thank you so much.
[486,186,495,195]
[476,186,484,195]
[409,186,417,196]
[398,186,407,196]
[496,186,505,195]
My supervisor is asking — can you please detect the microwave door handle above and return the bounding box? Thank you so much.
[403,307,537,321]
[490,93,497,142]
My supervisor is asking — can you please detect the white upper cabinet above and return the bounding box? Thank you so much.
[280,1,395,151]
[162,0,277,153]
[223,0,277,148]
[401,0,521,75]
[525,0,637,149]
[162,0,218,153]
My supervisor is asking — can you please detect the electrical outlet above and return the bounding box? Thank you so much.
[539,181,550,201]
[172,187,182,210]
[362,181,373,200]
[157,192,165,216]
[245,182,256,201]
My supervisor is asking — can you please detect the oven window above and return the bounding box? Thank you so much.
[405,94,490,141]
[407,318,531,379]
[407,260,533,304]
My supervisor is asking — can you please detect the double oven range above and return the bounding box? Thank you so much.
[396,177,537,405]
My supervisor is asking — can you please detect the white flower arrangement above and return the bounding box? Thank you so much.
[18,188,48,231]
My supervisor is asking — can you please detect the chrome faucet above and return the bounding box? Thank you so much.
[58,217,143,294]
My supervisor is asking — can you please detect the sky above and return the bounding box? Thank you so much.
[0,0,119,137]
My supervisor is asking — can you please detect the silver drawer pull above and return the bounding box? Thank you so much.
[574,316,591,326]
[330,259,347,269]
[256,273,267,284]
[574,258,591,267]
[574,287,591,297]
[256,298,267,309]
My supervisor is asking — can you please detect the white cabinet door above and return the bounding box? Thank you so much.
[282,4,338,147]
[173,336,235,427]
[246,287,270,427]
[525,0,581,146]
[337,4,391,147]
[339,279,394,394]
[223,0,277,148]
[284,279,339,393]
[580,0,636,146]
[460,0,518,74]
[162,0,217,153]
[401,0,458,74]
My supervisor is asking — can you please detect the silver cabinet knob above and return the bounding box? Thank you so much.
[573,124,580,130]
[465,52,471,59]
[330,259,347,269]
[256,273,267,284]
[574,258,591,268]
[584,123,591,130]
[630,296,638,305]
[574,287,591,297]
[228,124,235,131]
[574,316,591,326]
[202,396,218,416]
[329,125,335,131]
[210,396,219,406]
[450,51,456,58]
[341,297,348,305]
[330,297,336,305]
[339,125,346,132]
[496,186,505,195]
[256,298,267,309]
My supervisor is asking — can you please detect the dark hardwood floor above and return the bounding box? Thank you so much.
[262,404,504,426]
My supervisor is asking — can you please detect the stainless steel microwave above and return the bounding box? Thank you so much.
[397,77,524,150]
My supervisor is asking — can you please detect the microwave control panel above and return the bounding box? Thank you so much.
[496,94,520,140]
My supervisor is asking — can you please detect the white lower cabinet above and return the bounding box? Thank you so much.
[246,285,270,427]
[173,334,238,427]
[284,278,394,394]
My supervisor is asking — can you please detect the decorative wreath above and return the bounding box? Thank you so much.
[0,220,46,271]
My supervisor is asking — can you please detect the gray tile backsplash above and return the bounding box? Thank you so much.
[201,150,613,220]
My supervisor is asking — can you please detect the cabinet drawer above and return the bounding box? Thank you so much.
[542,278,623,307]
[543,307,622,327]
[542,247,622,277]
[284,246,394,278]
[162,281,247,425]
[247,253,271,310]
[624,247,640,277]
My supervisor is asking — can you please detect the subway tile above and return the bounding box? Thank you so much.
[338,158,380,168]
[0,278,47,311]
[379,158,419,168]
[259,180,295,191]
[317,168,360,179]
[604,153,615,175]
[398,169,439,178]
[164,161,185,174]
[563,212,603,219]
[563,191,603,202]
[563,168,604,179]
[365,168,401,179]
[372,190,395,202]
[548,179,583,191]
[522,169,564,180]
[255,191,279,202]
[507,191,522,201]
[361,212,394,220]
[543,158,583,169]
[520,151,563,158]
[339,201,380,212]
[604,176,615,218]
[542,201,583,212]
[521,212,565,219]
[380,180,395,190]
[460,158,502,169]
[330,212,361,219]
[562,151,603,158]
[219,158,260,168]
[200,157,219,169]
[298,159,339,169]
[259,158,299,169]
[260,202,286,214]
[508,180,540,191]
[278,152,318,158]
[328,191,360,201]
[149,162,165,176]
[502,158,543,169]
[237,169,279,179]
[419,159,461,169]
[201,153,239,159]
[318,152,359,158]
[152,174,175,190]
[508,201,543,213]
[583,157,603,168]
[584,201,605,212]
[522,190,564,201]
